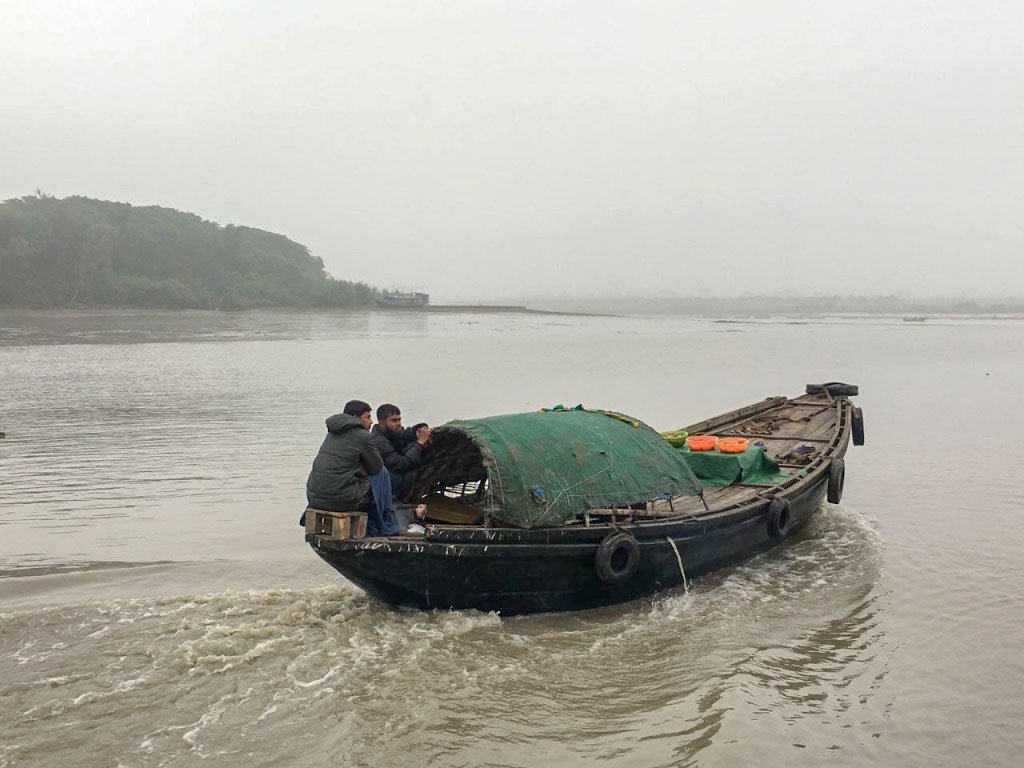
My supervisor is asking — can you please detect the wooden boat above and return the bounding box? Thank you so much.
[305,383,864,615]
[375,291,430,308]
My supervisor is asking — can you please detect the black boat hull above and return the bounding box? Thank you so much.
[309,471,831,615]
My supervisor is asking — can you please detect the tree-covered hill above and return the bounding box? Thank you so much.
[0,194,377,309]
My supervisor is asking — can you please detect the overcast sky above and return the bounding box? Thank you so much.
[2,1,1022,300]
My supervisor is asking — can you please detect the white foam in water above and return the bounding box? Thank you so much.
[0,503,888,767]
[648,502,884,622]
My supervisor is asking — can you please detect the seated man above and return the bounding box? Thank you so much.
[304,399,399,536]
[370,403,431,502]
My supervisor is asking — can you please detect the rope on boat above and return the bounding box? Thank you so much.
[665,536,688,593]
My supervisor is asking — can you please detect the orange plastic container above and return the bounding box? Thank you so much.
[717,437,749,454]
[686,434,718,451]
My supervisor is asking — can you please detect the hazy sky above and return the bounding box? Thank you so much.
[3,1,1022,300]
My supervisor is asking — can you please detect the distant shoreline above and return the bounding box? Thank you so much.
[2,302,1023,318]
[520,296,1024,317]
[0,303,615,318]
[377,304,613,317]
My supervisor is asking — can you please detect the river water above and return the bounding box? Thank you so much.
[1,309,1022,767]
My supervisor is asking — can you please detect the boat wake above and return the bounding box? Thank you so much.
[0,503,887,768]
[651,500,883,621]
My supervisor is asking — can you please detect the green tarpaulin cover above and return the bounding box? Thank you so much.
[678,445,791,488]
[437,408,703,529]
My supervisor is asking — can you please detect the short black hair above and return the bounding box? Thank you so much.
[377,403,401,423]
[343,400,372,417]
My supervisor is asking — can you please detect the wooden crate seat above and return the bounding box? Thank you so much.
[305,509,368,539]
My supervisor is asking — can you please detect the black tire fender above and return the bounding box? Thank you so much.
[767,497,791,541]
[852,407,865,446]
[595,532,641,584]
[806,382,860,397]
[827,457,846,503]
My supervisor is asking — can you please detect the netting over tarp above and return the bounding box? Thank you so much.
[417,408,703,529]
[678,445,792,487]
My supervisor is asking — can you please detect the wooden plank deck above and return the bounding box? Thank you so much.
[635,392,840,519]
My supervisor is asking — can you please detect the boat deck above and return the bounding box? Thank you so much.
[578,392,845,521]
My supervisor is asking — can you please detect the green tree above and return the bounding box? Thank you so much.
[0,195,379,309]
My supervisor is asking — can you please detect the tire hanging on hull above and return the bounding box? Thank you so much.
[767,497,791,541]
[806,382,859,397]
[827,458,845,503]
[852,407,865,446]
[595,532,641,583]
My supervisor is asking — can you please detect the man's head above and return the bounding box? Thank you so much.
[343,399,373,430]
[377,403,402,434]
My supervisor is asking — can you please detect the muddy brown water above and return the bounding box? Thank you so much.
[1,309,1022,767]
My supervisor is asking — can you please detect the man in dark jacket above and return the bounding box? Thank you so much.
[306,400,384,512]
[370,403,431,501]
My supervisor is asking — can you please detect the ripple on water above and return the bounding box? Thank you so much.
[0,502,893,767]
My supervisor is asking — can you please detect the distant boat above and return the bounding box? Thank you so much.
[375,291,429,309]
[902,316,927,322]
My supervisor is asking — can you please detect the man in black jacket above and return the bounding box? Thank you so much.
[370,403,431,502]
[305,400,398,535]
